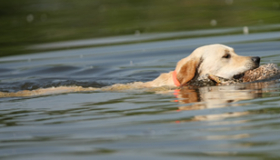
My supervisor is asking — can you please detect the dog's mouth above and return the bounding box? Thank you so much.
[233,65,260,80]
[233,73,245,79]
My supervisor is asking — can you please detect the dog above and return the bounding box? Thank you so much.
[0,44,260,97]
[144,44,260,87]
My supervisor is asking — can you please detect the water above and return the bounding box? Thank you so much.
[2,0,280,56]
[1,29,280,159]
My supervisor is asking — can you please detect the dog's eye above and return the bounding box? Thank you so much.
[222,53,231,59]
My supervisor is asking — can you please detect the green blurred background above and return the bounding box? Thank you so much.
[1,0,280,56]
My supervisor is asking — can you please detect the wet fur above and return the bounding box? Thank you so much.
[144,44,260,87]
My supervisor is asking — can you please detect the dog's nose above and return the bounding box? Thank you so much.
[251,57,260,64]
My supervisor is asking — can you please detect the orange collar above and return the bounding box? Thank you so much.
[172,71,180,87]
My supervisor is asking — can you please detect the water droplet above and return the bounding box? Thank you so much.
[243,26,249,35]
[135,30,140,36]
[210,19,217,26]
[26,14,34,23]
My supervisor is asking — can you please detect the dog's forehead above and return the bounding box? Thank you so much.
[209,44,233,51]
[223,45,234,52]
[202,44,234,56]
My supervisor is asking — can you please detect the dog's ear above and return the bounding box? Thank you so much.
[177,59,198,86]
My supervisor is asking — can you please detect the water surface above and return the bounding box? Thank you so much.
[1,30,280,159]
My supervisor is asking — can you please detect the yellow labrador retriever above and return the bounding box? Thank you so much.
[0,44,260,97]
[144,44,260,87]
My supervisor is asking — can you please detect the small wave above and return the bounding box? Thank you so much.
[0,79,106,92]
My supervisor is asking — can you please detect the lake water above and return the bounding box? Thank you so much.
[1,28,280,160]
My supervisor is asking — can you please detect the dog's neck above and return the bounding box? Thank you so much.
[172,71,181,87]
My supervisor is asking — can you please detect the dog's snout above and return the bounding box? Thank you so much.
[251,57,260,64]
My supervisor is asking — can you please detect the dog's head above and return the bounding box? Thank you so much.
[175,44,260,86]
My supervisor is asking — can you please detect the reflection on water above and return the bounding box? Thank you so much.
[1,31,280,159]
[176,81,279,122]
[177,82,265,108]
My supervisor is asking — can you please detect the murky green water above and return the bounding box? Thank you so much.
[1,0,280,56]
[0,27,280,159]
